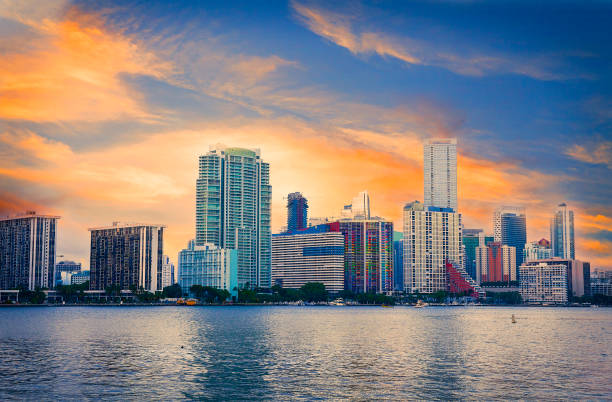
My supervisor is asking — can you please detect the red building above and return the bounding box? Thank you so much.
[446,262,484,299]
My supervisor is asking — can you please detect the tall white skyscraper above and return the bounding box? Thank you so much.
[196,145,271,289]
[423,138,457,211]
[340,190,371,219]
[550,203,575,260]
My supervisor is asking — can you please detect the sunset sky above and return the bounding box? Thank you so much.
[1,0,611,269]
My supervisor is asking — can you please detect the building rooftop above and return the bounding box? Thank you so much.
[88,222,166,231]
[0,211,60,222]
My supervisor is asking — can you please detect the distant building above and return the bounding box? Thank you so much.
[550,203,575,260]
[521,258,590,299]
[393,238,404,291]
[476,242,516,284]
[523,240,553,262]
[271,226,345,293]
[339,218,394,293]
[0,212,59,290]
[519,262,568,304]
[591,270,612,296]
[196,145,271,289]
[178,240,238,298]
[340,191,371,220]
[89,222,165,292]
[424,138,457,211]
[287,192,308,232]
[403,201,462,293]
[161,255,175,288]
[71,270,90,285]
[462,229,493,282]
[493,206,527,274]
[55,260,82,286]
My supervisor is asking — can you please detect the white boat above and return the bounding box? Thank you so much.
[415,300,428,308]
[329,298,346,306]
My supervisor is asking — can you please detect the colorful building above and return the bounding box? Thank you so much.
[287,192,308,232]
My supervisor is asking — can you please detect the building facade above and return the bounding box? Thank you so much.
[493,206,527,273]
[89,222,164,292]
[550,203,575,260]
[403,201,462,293]
[393,238,404,291]
[55,260,82,286]
[71,270,90,285]
[178,241,238,298]
[519,262,568,304]
[0,212,59,290]
[195,145,271,289]
[523,240,553,262]
[271,226,345,293]
[476,242,516,284]
[339,219,394,294]
[287,192,308,232]
[591,270,612,296]
[423,138,457,211]
[521,258,590,298]
[462,229,493,282]
[161,255,175,289]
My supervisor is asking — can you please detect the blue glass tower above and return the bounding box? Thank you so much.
[287,192,308,232]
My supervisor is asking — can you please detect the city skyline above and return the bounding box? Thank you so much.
[1,1,611,270]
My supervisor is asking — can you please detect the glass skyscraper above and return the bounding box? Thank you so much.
[493,206,527,276]
[287,192,308,232]
[550,203,575,260]
[196,145,271,289]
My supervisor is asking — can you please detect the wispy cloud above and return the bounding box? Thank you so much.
[566,141,612,169]
[291,1,586,80]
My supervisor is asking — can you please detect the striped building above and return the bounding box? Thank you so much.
[271,226,345,292]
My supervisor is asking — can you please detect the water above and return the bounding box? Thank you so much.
[1,306,611,400]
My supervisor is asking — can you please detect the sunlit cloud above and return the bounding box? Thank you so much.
[566,141,612,169]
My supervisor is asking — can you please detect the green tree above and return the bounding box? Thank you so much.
[163,283,182,298]
[300,282,328,302]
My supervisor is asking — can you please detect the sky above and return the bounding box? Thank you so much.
[1,0,611,269]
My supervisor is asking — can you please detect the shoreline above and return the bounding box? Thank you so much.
[1,303,606,308]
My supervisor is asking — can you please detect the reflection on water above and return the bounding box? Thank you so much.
[1,306,611,400]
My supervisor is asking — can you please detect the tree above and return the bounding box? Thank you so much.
[163,283,182,298]
[300,282,327,302]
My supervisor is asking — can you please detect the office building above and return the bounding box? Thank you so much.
[493,206,527,272]
[161,255,175,288]
[339,218,393,293]
[71,270,90,285]
[89,222,164,292]
[463,229,493,282]
[424,138,457,211]
[551,203,575,260]
[393,237,404,291]
[522,258,590,298]
[340,191,371,220]
[519,262,568,304]
[403,201,462,293]
[271,225,345,293]
[476,242,516,284]
[196,145,271,289]
[0,212,59,290]
[523,239,553,262]
[287,192,308,232]
[591,270,612,296]
[55,260,82,286]
[178,240,238,298]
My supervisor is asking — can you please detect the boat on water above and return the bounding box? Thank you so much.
[381,304,393,308]
[329,298,346,306]
[414,300,428,308]
[511,314,517,323]
[176,298,186,305]
[185,299,197,306]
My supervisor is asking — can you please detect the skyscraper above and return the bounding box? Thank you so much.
[550,203,575,260]
[493,206,527,272]
[403,201,462,293]
[89,222,164,292]
[287,192,308,232]
[196,145,271,289]
[340,191,371,219]
[462,229,493,282]
[424,138,457,211]
[0,212,59,290]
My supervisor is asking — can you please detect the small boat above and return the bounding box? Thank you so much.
[511,314,517,323]
[176,298,186,305]
[330,298,345,306]
[186,299,197,306]
[381,304,393,308]
[415,300,428,308]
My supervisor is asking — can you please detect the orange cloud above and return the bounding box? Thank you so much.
[0,8,172,122]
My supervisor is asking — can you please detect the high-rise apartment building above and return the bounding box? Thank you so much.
[403,201,462,293]
[89,222,164,292]
[178,240,238,298]
[519,262,568,304]
[339,218,394,293]
[196,145,271,289]
[476,242,516,283]
[393,237,404,291]
[161,255,175,288]
[523,239,553,262]
[271,225,345,293]
[287,192,308,232]
[0,212,59,290]
[522,258,590,298]
[493,206,527,273]
[424,138,457,211]
[550,203,575,260]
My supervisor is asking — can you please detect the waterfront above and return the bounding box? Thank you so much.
[1,306,611,400]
